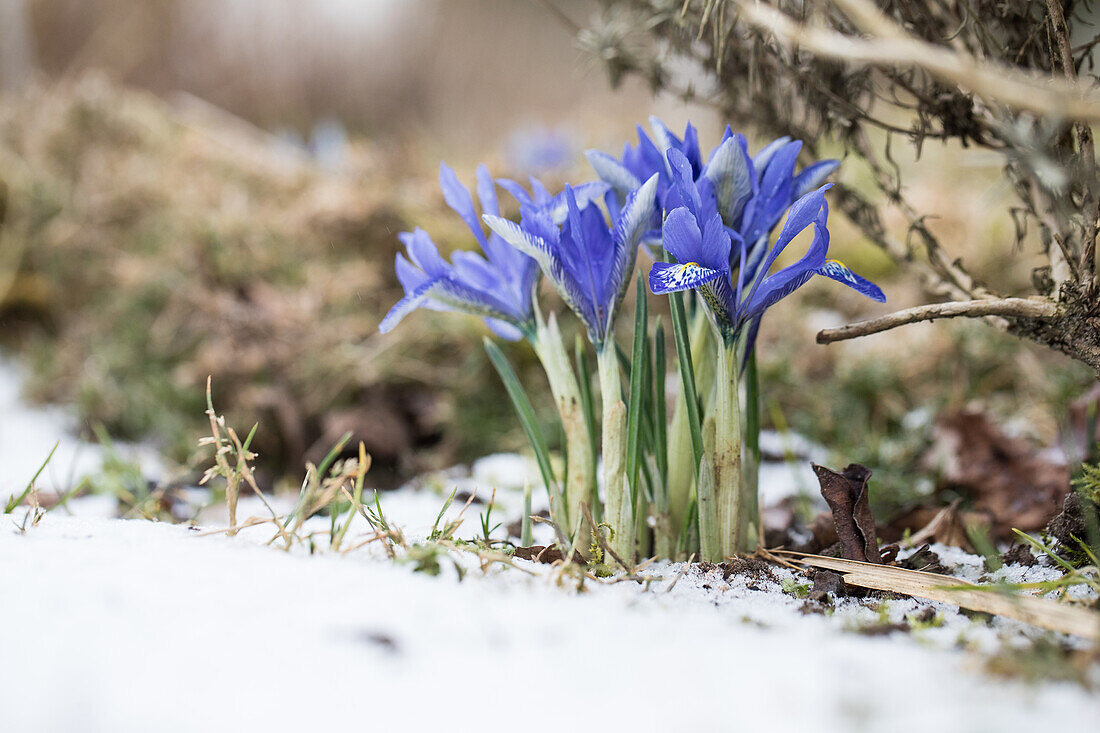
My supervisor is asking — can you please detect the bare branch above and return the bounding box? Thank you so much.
[816,298,1058,344]
[733,0,1100,122]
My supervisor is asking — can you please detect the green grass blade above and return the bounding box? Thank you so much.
[484,338,566,532]
[241,423,260,453]
[317,431,353,479]
[332,443,369,549]
[5,441,60,513]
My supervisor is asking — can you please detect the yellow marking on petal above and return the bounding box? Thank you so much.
[825,258,845,268]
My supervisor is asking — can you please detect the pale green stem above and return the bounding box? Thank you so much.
[696,452,718,560]
[530,312,593,539]
[698,382,719,560]
[665,309,716,553]
[714,337,745,556]
[597,344,634,563]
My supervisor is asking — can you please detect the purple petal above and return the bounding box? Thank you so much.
[752,136,793,176]
[484,317,525,341]
[662,207,703,265]
[475,165,500,218]
[792,159,840,200]
[394,252,430,293]
[756,185,832,280]
[649,260,723,294]
[497,178,534,207]
[402,228,450,278]
[703,134,755,226]
[817,259,886,302]
[439,163,488,248]
[701,212,732,272]
[605,174,659,324]
[586,150,642,197]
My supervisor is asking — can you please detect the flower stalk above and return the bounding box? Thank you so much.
[597,344,634,562]
[529,310,593,537]
[713,336,745,557]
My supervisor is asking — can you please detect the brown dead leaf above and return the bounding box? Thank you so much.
[813,463,883,563]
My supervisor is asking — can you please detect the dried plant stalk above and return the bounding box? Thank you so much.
[784,552,1100,641]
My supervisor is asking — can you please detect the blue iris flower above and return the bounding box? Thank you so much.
[649,184,885,344]
[379,163,541,341]
[483,175,660,348]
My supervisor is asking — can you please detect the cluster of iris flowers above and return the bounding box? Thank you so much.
[381,119,884,563]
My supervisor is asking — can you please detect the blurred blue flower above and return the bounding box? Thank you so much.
[507,126,575,175]
[649,185,884,344]
[379,163,540,341]
[484,175,660,347]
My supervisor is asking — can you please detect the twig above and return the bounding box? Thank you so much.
[816,298,1058,344]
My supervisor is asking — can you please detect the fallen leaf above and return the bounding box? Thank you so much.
[813,463,883,563]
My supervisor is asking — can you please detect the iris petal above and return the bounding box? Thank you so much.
[703,134,755,227]
[439,163,489,249]
[649,261,723,294]
[752,136,792,177]
[402,229,450,278]
[662,207,703,264]
[792,159,840,200]
[394,252,431,294]
[817,259,886,302]
[585,150,642,198]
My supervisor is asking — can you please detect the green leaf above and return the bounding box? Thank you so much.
[654,318,668,484]
[625,275,649,507]
[669,290,704,469]
[484,338,566,537]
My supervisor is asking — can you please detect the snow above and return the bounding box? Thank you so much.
[2,487,1097,732]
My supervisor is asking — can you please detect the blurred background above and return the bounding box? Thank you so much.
[0,1,1091,532]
